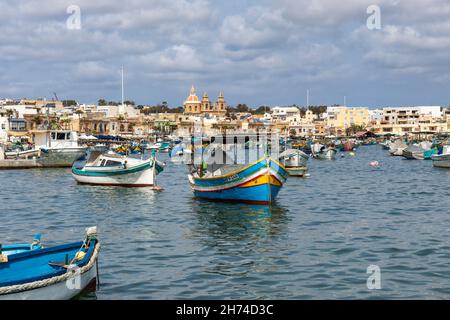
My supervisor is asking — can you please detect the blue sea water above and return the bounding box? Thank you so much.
[1,145,450,299]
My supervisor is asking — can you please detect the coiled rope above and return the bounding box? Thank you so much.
[0,243,100,296]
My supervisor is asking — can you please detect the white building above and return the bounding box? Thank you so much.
[0,115,9,142]
[369,109,384,122]
[416,106,442,118]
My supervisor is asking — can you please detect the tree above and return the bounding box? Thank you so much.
[235,104,250,113]
[308,106,327,115]
[75,109,84,119]
[49,120,60,130]
[252,106,268,114]
[62,100,77,107]
[60,118,71,130]
[31,115,43,129]
[98,99,107,106]
[346,124,366,136]
[5,109,14,119]
[140,105,183,114]
[289,128,297,137]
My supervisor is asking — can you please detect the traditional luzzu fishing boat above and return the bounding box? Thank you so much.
[72,151,164,187]
[1,234,42,256]
[188,148,288,204]
[0,227,100,300]
[279,148,309,176]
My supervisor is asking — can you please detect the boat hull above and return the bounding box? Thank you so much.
[190,157,287,204]
[313,149,337,160]
[389,148,406,156]
[0,265,97,300]
[72,162,156,187]
[343,142,354,152]
[402,148,436,160]
[0,232,99,300]
[37,148,87,167]
[285,166,307,177]
[432,154,450,168]
[402,150,424,160]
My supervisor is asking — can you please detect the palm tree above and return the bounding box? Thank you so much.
[74,109,84,132]
[31,115,43,129]
[74,109,84,120]
[60,118,71,130]
[117,115,125,133]
[49,119,60,130]
[289,128,297,138]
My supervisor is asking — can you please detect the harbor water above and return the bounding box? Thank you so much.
[2,145,450,299]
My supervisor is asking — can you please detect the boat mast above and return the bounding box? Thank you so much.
[46,103,51,148]
[121,65,124,108]
[306,89,309,109]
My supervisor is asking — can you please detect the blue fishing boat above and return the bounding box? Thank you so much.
[1,234,42,256]
[0,227,100,300]
[188,155,288,204]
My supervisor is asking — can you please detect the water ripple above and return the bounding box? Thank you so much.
[1,146,450,299]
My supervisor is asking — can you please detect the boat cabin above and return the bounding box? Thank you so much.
[32,130,80,149]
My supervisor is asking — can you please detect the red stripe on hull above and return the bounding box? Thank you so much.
[75,181,154,188]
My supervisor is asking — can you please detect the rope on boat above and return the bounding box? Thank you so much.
[0,243,100,296]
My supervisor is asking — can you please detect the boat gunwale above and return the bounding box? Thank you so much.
[192,156,287,182]
[192,156,268,181]
[72,161,160,177]
[0,240,97,288]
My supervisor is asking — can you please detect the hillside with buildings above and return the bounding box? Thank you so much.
[1,87,449,143]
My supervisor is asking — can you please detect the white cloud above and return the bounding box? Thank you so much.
[1,0,450,106]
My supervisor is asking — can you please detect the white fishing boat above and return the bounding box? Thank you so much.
[279,149,309,176]
[72,151,164,187]
[389,139,408,156]
[5,130,87,167]
[380,140,392,150]
[432,145,450,168]
[311,143,337,160]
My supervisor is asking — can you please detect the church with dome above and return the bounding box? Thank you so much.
[183,85,227,116]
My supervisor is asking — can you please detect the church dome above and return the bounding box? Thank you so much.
[187,95,199,102]
[185,85,200,103]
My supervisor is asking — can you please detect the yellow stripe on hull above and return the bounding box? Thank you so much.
[240,174,282,188]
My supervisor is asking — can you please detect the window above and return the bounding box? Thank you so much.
[66,132,71,140]
[51,132,56,139]
[56,132,65,140]
[103,160,122,167]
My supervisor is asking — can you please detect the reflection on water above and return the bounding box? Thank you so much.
[191,200,289,243]
[186,200,292,296]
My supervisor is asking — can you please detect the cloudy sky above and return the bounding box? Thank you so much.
[1,0,450,108]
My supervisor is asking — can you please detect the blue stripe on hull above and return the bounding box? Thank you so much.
[194,184,281,204]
